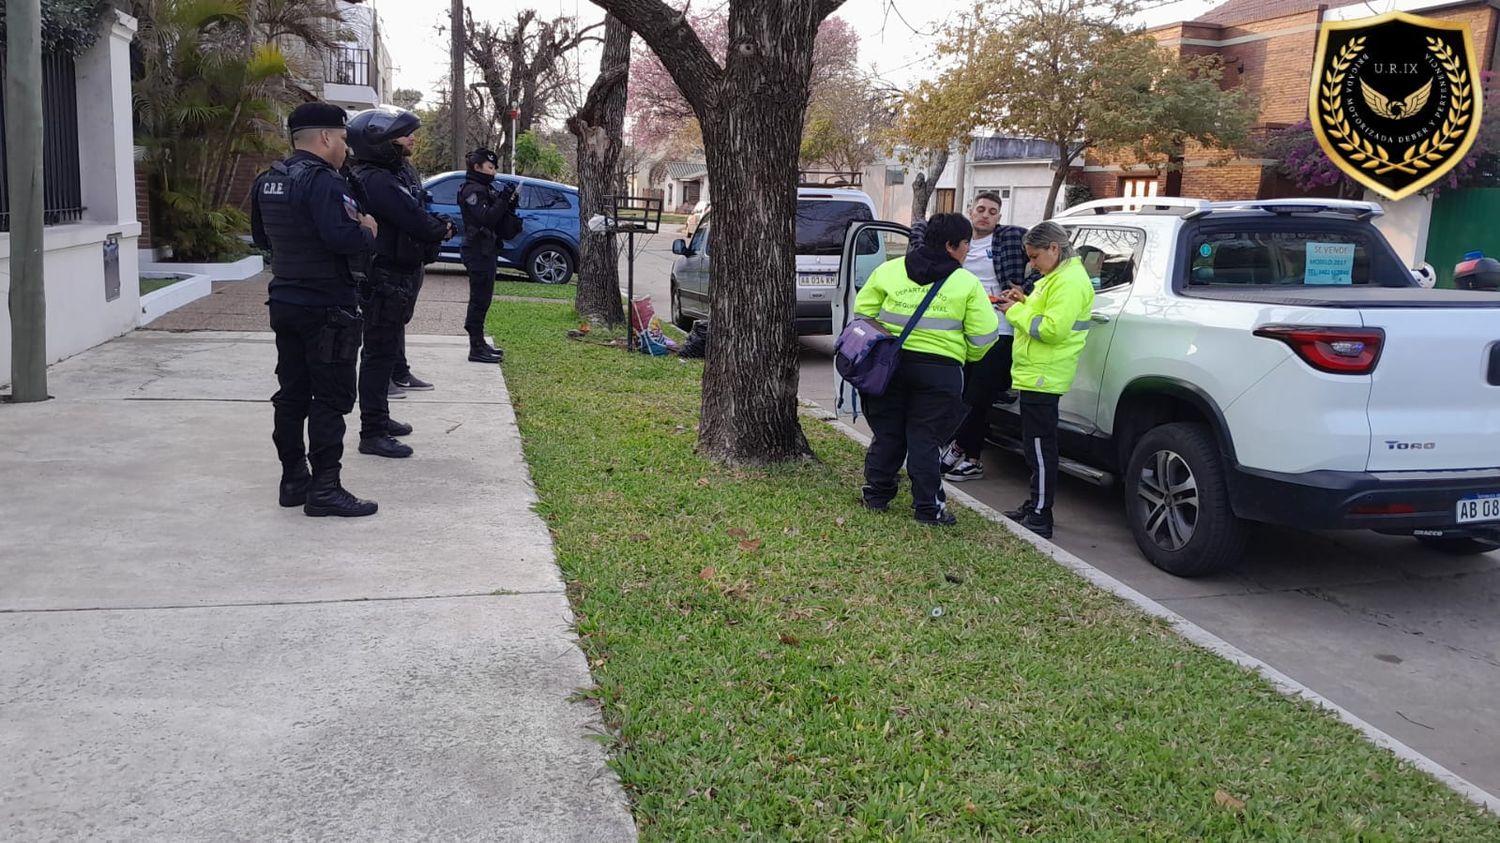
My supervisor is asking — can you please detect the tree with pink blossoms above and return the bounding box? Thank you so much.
[626,13,861,156]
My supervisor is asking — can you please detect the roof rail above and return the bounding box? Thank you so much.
[1054,197,1213,219]
[1212,198,1384,220]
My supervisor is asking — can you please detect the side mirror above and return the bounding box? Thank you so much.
[672,239,689,256]
[1413,262,1437,288]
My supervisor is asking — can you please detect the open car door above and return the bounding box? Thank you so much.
[833,221,911,418]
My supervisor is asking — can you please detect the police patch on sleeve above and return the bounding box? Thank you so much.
[465,193,478,206]
[343,194,360,222]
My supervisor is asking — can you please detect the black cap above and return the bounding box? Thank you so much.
[467,147,499,167]
[287,102,348,135]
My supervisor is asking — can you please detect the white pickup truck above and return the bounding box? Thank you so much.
[834,198,1500,576]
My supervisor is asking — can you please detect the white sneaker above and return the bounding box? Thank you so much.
[944,459,984,482]
[940,443,963,472]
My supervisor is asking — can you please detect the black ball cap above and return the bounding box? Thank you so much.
[469,147,499,166]
[287,102,348,134]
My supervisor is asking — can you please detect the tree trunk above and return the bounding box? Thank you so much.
[592,0,842,464]
[568,16,630,328]
[909,148,948,224]
[7,0,47,401]
[1164,149,1185,197]
[693,16,821,465]
[1044,143,1072,217]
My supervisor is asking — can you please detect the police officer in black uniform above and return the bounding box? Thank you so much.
[251,102,379,518]
[457,147,519,363]
[390,153,436,395]
[344,107,454,459]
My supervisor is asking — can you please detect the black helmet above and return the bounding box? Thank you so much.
[347,106,421,164]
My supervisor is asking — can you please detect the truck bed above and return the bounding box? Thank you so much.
[1181,286,1500,309]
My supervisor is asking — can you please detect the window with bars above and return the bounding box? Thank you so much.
[0,52,85,232]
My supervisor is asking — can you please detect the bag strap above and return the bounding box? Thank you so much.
[894,275,949,349]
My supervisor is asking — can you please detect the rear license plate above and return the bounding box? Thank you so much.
[1457,493,1500,524]
[798,274,836,286]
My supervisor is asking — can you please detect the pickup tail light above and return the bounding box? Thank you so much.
[1253,326,1385,375]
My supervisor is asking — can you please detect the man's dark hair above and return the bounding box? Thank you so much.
[974,191,1003,208]
[922,212,973,251]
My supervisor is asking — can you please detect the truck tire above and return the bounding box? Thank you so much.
[1415,535,1500,555]
[1125,422,1249,576]
[670,280,693,331]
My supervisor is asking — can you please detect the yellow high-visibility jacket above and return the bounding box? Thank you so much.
[1005,256,1095,395]
[854,258,1000,364]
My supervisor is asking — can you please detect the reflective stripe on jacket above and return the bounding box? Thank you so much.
[853,258,1000,364]
[1005,255,1095,395]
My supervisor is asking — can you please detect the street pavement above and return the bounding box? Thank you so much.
[1,305,635,838]
[626,237,1500,796]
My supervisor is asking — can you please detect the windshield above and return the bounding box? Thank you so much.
[796,200,873,256]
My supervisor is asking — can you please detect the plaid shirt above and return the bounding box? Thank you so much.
[910,218,1030,290]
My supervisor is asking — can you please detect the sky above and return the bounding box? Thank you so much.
[368,0,1225,112]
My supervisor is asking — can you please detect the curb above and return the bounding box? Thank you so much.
[814,410,1500,815]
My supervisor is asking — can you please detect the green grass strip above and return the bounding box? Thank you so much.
[494,300,1498,840]
[494,280,575,300]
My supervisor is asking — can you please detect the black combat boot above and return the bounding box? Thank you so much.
[359,435,414,459]
[303,470,378,518]
[279,461,312,508]
[468,335,503,363]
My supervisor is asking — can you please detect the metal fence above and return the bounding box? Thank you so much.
[0,51,85,232]
[326,45,376,91]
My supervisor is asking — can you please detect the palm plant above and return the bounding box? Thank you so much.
[131,0,346,260]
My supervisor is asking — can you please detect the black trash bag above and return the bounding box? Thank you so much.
[681,320,709,359]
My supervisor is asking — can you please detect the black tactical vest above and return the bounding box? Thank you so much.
[256,158,350,285]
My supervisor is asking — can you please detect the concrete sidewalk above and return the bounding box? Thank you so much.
[0,330,635,840]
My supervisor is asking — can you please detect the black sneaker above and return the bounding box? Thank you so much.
[1020,511,1054,539]
[388,382,407,400]
[468,346,502,364]
[862,497,891,512]
[386,419,413,437]
[359,435,414,459]
[916,510,958,527]
[392,373,434,391]
[1003,501,1036,522]
[944,459,984,482]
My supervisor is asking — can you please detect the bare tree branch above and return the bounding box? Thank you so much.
[587,0,724,113]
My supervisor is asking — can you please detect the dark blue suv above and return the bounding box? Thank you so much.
[422,172,581,284]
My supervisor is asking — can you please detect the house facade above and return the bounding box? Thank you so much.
[2,9,142,385]
[1079,0,1500,206]
[322,0,393,113]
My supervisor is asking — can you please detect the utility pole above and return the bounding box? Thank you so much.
[449,0,466,170]
[952,17,978,210]
[7,0,47,401]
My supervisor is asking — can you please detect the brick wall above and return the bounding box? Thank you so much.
[225,152,282,212]
[135,162,153,247]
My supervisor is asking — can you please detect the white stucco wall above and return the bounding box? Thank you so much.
[1,10,140,387]
[1366,189,1433,268]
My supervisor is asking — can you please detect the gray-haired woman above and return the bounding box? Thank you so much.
[995,221,1096,538]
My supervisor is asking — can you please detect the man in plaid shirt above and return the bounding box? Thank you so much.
[911,192,1032,482]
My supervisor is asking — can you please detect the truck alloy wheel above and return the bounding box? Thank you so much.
[1125,422,1248,577]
